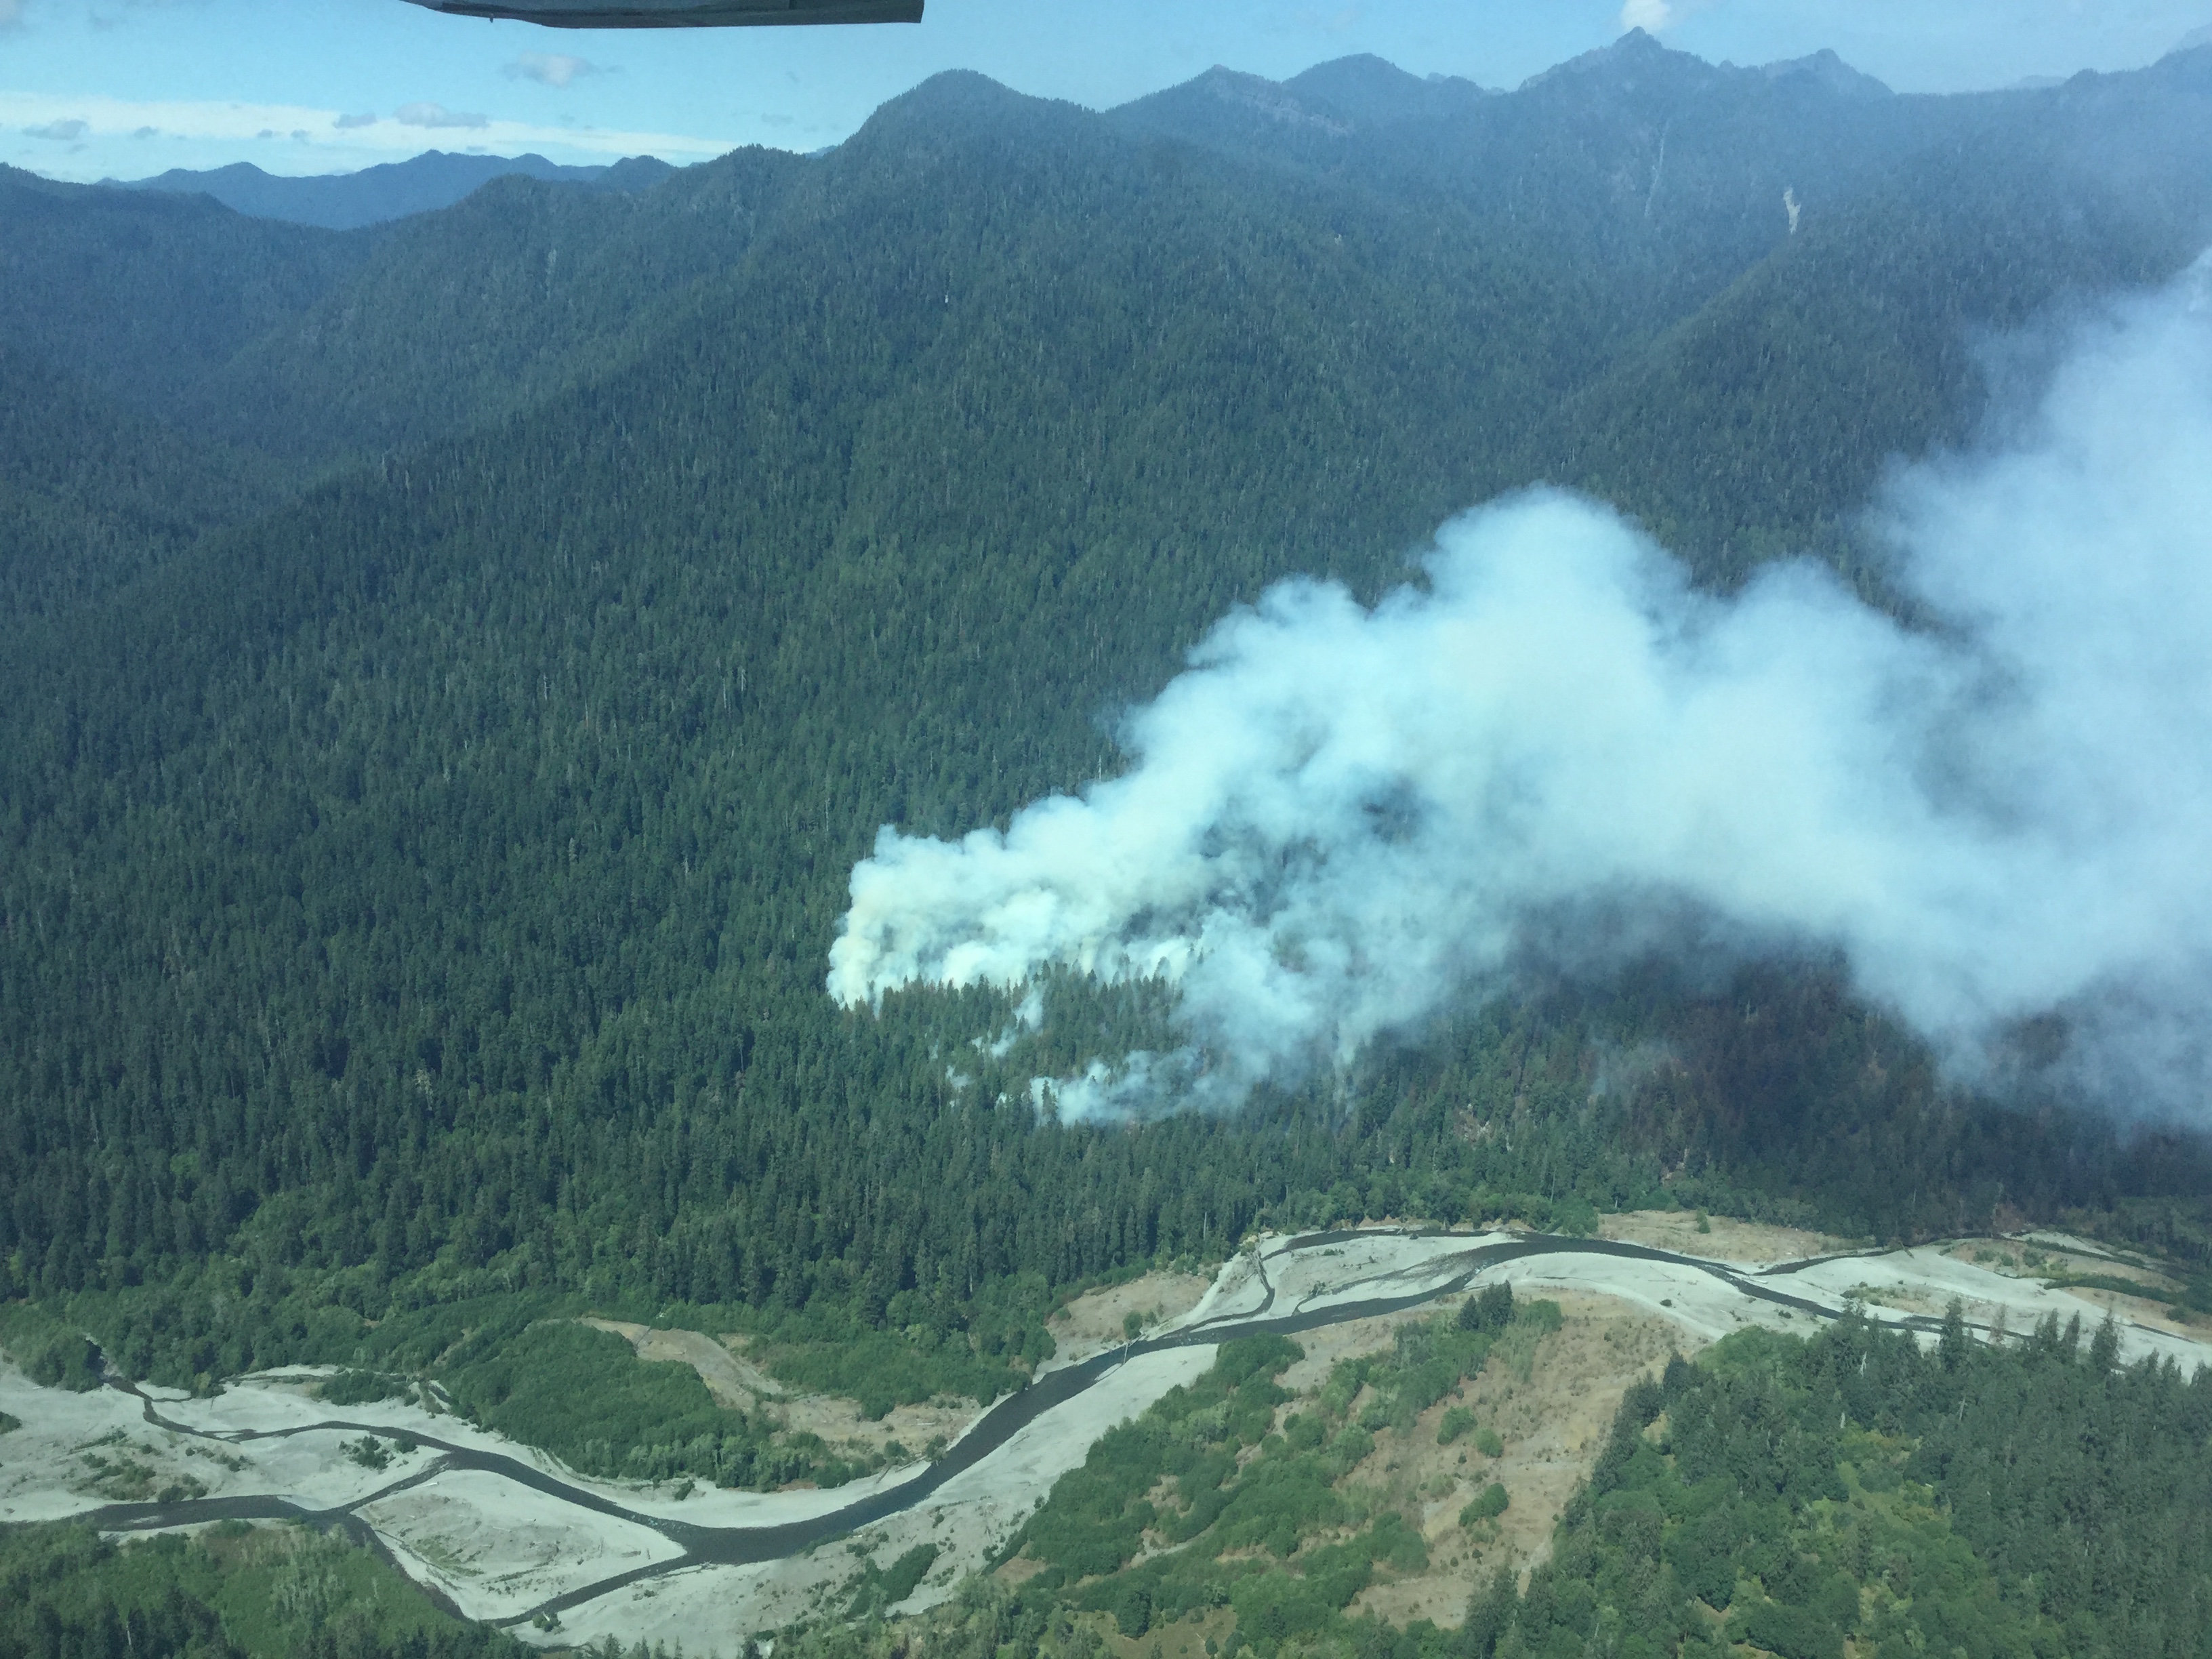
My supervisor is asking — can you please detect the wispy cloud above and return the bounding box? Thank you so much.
[394,100,489,131]
[507,52,604,89]
[0,0,22,30]
[1620,0,1719,33]
[0,89,733,173]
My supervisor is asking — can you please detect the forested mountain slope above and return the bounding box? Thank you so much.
[0,167,368,422]
[0,344,295,623]
[3,39,2211,1409]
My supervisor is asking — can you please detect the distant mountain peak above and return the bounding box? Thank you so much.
[1296,51,1402,78]
[1189,66,1353,134]
[1285,54,1490,125]
[860,68,1078,139]
[1528,30,1886,102]
[1755,46,1891,98]
[899,66,1024,99]
[882,68,1059,117]
[1523,26,1721,94]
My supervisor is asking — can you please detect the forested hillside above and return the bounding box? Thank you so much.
[4,35,2212,1437]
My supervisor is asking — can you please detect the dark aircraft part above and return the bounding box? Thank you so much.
[403,0,920,26]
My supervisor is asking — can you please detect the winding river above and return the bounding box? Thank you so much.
[66,1229,1989,1626]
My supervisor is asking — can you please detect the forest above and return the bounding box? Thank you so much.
[3,29,2212,1639]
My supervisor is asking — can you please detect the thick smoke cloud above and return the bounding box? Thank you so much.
[830,258,2212,1122]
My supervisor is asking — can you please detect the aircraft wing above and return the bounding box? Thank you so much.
[403,0,921,25]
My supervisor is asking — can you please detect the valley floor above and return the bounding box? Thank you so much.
[3,1218,2203,1656]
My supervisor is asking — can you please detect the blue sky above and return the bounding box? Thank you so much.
[5,0,2210,183]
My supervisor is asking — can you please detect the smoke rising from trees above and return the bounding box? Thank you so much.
[832,260,2212,1122]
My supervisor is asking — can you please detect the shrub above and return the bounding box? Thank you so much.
[321,1369,407,1406]
[1460,1483,1509,1525]
[0,1305,102,1391]
[342,1435,392,1472]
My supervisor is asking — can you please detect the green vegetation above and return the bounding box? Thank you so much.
[69,1430,209,1504]
[340,1435,392,1473]
[977,1300,1561,1654]
[320,1370,408,1406]
[0,1304,100,1392]
[430,1317,840,1490]
[1458,1282,1515,1335]
[843,1542,941,1619]
[300,1303,851,1489]
[1486,1301,1564,1387]
[0,1521,525,1659]
[778,1303,2212,1659]
[2032,1266,2212,1322]
[1466,1307,2212,1659]
[1458,1483,1509,1525]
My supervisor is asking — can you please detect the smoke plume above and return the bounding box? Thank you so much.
[830,259,2212,1122]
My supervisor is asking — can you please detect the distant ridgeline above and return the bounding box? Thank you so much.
[3,33,2212,1447]
[102,149,678,232]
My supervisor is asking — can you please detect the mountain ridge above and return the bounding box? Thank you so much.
[101,147,678,231]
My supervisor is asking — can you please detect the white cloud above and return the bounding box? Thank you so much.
[394,101,489,131]
[333,112,377,131]
[507,52,602,89]
[1619,0,1723,35]
[24,118,86,140]
[0,0,22,29]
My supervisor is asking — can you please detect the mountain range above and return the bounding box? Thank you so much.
[3,27,2211,1389]
[102,147,677,231]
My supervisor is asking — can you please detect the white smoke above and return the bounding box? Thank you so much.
[830,259,2212,1123]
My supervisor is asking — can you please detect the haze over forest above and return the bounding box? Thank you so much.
[5,29,2212,1659]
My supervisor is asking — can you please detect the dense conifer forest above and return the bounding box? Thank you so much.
[4,29,2212,1598]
